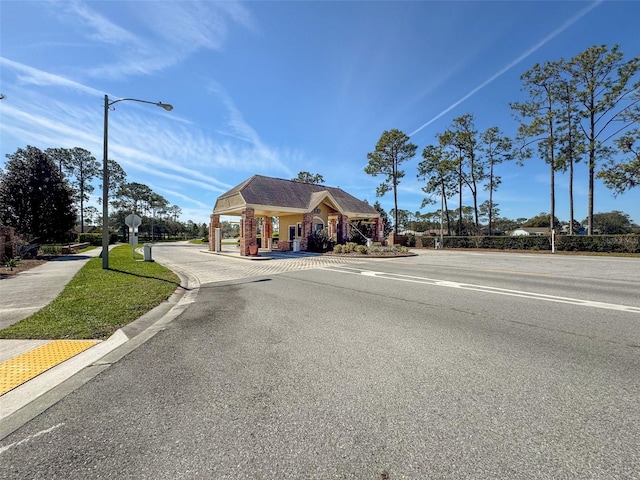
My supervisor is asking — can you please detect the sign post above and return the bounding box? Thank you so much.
[125,214,142,258]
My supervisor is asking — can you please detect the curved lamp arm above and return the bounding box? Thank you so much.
[102,95,173,269]
[108,97,173,111]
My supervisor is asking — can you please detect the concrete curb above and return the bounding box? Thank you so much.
[0,268,200,441]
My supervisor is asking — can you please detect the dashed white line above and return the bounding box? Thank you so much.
[321,266,640,314]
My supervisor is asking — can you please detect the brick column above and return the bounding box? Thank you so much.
[338,215,349,243]
[239,208,256,256]
[328,218,336,240]
[209,214,221,251]
[388,232,396,246]
[373,217,383,243]
[263,217,273,249]
[300,212,314,251]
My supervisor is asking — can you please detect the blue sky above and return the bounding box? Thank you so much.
[1,0,639,227]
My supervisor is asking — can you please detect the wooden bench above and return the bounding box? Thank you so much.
[61,242,91,254]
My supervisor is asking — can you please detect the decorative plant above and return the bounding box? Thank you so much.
[3,256,20,271]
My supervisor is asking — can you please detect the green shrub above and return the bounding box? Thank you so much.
[420,236,433,248]
[3,256,20,270]
[410,234,639,254]
[41,245,63,255]
[308,229,335,252]
[331,243,413,256]
[555,234,639,253]
[77,233,102,246]
[344,242,358,253]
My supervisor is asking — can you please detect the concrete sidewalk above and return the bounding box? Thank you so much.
[0,248,103,331]
[0,246,198,439]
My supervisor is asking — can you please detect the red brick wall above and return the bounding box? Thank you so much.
[278,240,290,251]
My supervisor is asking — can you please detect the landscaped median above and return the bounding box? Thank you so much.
[330,242,413,256]
[0,245,180,340]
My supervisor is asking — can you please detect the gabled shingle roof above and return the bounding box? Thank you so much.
[214,175,378,218]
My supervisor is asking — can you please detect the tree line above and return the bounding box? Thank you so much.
[364,44,639,236]
[0,145,204,243]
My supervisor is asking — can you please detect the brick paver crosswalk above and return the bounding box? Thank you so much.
[151,245,374,285]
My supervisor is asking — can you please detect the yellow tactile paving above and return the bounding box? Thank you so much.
[0,340,98,395]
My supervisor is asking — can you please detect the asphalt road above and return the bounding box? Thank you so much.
[1,246,639,479]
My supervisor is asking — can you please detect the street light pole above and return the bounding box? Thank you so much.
[102,95,173,269]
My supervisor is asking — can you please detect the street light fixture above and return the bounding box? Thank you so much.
[102,95,173,269]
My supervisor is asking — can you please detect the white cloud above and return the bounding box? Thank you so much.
[57,1,254,81]
[206,81,295,176]
[409,0,604,137]
[0,57,102,95]
[154,188,211,210]
[62,0,144,47]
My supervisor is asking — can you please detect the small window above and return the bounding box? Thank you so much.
[289,226,296,241]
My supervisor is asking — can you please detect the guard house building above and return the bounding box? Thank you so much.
[210,175,382,256]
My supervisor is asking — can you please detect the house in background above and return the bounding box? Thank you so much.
[210,175,382,256]
[510,227,549,236]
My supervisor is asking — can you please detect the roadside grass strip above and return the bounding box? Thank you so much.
[0,245,181,340]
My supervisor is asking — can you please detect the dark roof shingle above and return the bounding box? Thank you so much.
[216,175,378,215]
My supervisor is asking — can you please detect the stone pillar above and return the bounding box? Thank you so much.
[239,208,256,256]
[209,214,221,251]
[338,215,349,244]
[262,217,273,249]
[373,217,383,243]
[328,218,336,240]
[300,213,314,251]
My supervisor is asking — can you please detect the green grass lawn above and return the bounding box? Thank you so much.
[0,245,181,340]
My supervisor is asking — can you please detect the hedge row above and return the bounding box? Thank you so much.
[77,233,119,245]
[418,235,640,253]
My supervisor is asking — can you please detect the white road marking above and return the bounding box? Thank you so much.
[0,423,65,455]
[321,266,640,314]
